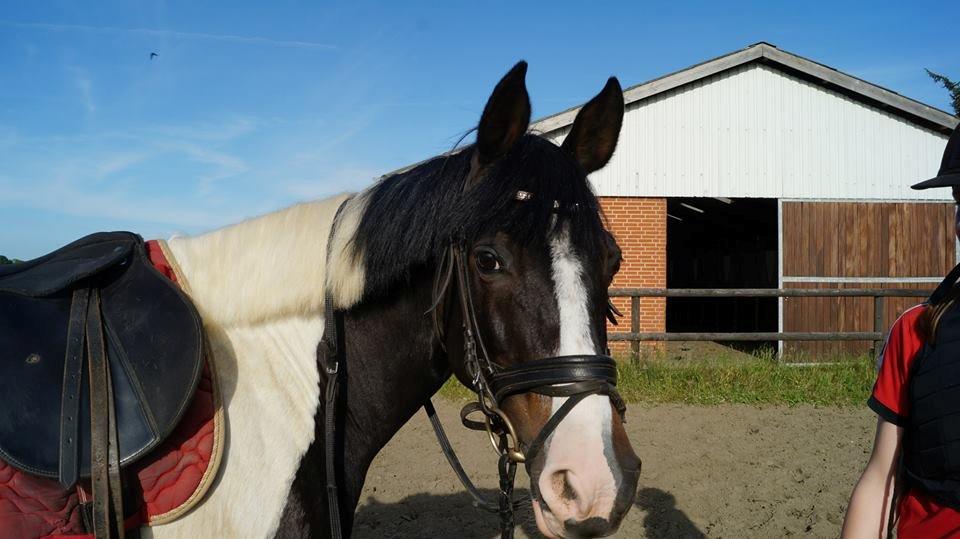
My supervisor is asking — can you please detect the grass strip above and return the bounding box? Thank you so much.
[438,354,876,406]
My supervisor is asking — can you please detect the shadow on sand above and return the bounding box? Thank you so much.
[635,487,706,538]
[354,486,704,538]
[354,488,537,538]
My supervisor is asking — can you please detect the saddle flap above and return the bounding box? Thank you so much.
[0,232,137,297]
[0,235,203,480]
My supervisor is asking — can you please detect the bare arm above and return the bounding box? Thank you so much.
[841,418,903,539]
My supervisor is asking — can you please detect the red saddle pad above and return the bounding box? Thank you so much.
[0,240,222,539]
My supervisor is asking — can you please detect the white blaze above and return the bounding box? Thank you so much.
[550,228,596,357]
[542,227,617,523]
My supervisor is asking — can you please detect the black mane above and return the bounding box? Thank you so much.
[352,135,607,300]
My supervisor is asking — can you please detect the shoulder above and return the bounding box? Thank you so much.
[893,303,926,332]
[869,303,927,425]
[883,304,926,360]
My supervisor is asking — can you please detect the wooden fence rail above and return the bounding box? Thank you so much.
[609,288,932,358]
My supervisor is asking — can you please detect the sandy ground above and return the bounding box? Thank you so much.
[354,399,875,538]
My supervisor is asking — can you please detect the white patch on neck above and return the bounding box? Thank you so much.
[165,192,362,327]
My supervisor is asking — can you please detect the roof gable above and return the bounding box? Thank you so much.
[543,62,951,200]
[532,42,958,136]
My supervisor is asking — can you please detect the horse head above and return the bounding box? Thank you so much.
[438,62,640,538]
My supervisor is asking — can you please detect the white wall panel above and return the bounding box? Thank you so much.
[545,64,951,201]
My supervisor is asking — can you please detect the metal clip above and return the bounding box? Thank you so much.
[318,337,339,375]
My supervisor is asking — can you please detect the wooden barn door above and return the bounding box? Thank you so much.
[780,201,955,359]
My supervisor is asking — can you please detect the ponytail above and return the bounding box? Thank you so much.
[916,289,960,344]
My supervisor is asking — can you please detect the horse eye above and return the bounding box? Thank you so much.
[475,249,502,273]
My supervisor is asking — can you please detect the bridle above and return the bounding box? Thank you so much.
[319,193,627,539]
[436,237,626,537]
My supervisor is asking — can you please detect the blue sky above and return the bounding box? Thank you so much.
[1,1,958,259]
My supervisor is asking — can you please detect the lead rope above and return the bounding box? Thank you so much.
[498,452,517,539]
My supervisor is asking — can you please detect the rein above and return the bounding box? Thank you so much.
[319,194,626,539]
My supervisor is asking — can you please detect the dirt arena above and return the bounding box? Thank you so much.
[355,399,875,538]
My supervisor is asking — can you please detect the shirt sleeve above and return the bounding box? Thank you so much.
[868,305,926,426]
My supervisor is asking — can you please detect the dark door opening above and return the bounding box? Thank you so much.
[666,197,778,353]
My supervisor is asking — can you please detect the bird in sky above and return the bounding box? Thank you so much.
[150,52,159,60]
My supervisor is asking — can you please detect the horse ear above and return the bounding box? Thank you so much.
[561,77,624,174]
[476,61,531,165]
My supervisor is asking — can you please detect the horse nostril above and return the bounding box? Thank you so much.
[565,517,612,537]
[551,470,579,502]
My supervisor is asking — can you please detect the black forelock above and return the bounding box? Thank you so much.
[352,134,607,300]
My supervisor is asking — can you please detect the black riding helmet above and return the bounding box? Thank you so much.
[912,125,960,190]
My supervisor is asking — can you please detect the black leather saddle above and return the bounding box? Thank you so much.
[0,231,203,536]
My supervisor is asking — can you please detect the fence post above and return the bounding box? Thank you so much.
[631,296,640,360]
[873,295,886,358]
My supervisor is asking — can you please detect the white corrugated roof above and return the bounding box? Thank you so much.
[545,62,952,200]
[531,42,957,137]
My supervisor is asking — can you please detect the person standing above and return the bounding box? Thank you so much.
[843,124,960,538]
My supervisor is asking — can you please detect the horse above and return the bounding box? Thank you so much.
[4,62,640,538]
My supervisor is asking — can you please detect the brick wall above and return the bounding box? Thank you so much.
[599,197,667,353]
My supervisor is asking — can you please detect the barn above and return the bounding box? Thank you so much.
[529,42,959,357]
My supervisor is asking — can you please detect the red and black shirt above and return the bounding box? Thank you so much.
[871,304,960,538]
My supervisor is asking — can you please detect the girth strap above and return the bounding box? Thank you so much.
[86,288,125,538]
[105,360,124,539]
[58,287,127,537]
[59,288,90,488]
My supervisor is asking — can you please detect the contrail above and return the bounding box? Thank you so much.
[0,20,338,50]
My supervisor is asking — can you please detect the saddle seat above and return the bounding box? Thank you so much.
[0,232,204,536]
[0,233,137,297]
